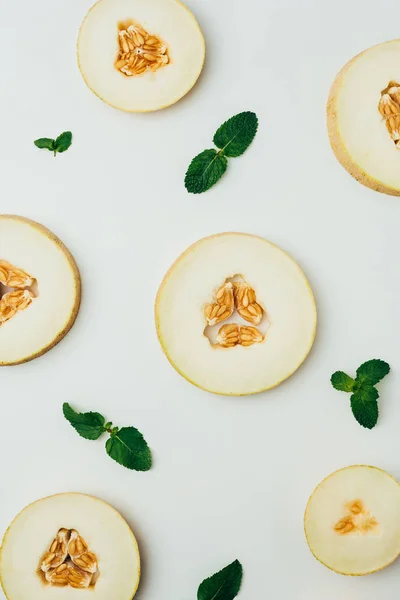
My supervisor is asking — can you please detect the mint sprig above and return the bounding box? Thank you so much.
[185,112,258,194]
[34,131,72,156]
[63,403,152,471]
[330,359,390,429]
[198,560,243,600]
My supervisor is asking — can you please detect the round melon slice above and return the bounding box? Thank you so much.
[155,233,317,395]
[0,493,140,600]
[327,39,400,195]
[304,465,400,575]
[78,0,205,112]
[0,215,81,365]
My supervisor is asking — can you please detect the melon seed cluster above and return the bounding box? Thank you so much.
[115,22,169,77]
[378,81,400,148]
[204,281,264,348]
[39,528,98,589]
[0,260,35,326]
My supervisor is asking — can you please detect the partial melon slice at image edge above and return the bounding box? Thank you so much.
[78,0,205,112]
[327,39,400,195]
[0,215,81,365]
[155,233,317,396]
[0,493,140,600]
[304,465,400,575]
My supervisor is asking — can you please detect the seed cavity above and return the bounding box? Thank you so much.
[204,276,267,348]
[378,81,400,148]
[333,499,379,536]
[38,528,99,589]
[0,260,36,326]
[115,21,169,77]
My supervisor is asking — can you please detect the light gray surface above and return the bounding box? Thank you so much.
[1,0,400,598]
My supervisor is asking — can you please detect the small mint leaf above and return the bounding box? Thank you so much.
[331,371,356,392]
[350,386,379,429]
[356,359,390,386]
[198,560,243,600]
[62,403,106,440]
[105,426,152,471]
[34,138,55,151]
[54,131,72,154]
[213,111,258,157]
[185,149,227,194]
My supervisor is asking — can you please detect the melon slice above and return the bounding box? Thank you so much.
[78,0,205,112]
[0,493,140,599]
[0,215,81,365]
[304,465,400,575]
[327,39,400,195]
[155,233,316,395]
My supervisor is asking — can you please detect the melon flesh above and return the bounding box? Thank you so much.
[78,0,205,112]
[328,39,400,195]
[155,233,316,395]
[0,493,140,600]
[304,465,400,575]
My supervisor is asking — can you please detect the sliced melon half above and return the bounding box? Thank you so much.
[304,465,400,575]
[0,493,140,600]
[78,0,205,112]
[327,39,400,195]
[155,233,317,395]
[0,215,81,365]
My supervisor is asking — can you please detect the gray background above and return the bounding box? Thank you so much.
[1,0,400,598]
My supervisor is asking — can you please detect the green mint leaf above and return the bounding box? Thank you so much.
[34,138,55,151]
[331,371,356,392]
[62,403,106,440]
[213,111,258,157]
[350,386,379,429]
[105,426,152,471]
[185,149,228,194]
[356,359,390,386]
[54,131,72,153]
[197,560,243,600]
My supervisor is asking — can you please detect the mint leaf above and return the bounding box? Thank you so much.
[331,371,356,392]
[55,131,72,153]
[356,359,390,386]
[63,403,106,440]
[34,138,55,151]
[105,427,152,471]
[185,149,228,194]
[64,404,152,471]
[331,358,390,428]
[213,111,258,157]
[34,131,72,156]
[198,560,242,600]
[350,386,379,429]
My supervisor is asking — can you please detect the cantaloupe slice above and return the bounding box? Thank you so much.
[304,465,400,575]
[78,0,205,112]
[0,493,140,600]
[328,39,400,195]
[155,233,317,395]
[0,215,81,365]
